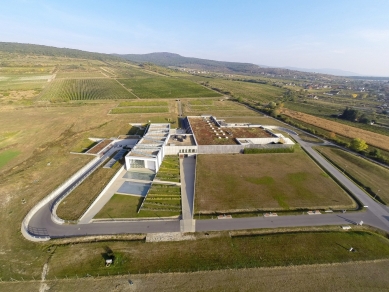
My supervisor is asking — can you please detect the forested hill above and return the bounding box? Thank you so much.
[117,52,321,77]
[118,52,265,74]
[0,42,121,61]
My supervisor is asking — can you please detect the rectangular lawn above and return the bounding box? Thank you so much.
[195,148,355,213]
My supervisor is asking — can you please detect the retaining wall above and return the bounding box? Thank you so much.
[21,156,101,241]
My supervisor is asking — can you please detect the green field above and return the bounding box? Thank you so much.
[94,194,143,219]
[120,77,221,99]
[0,149,20,169]
[118,100,168,107]
[195,149,355,213]
[316,146,389,204]
[46,231,389,278]
[39,79,135,101]
[205,78,285,103]
[110,107,169,114]
[155,155,180,182]
[188,99,214,105]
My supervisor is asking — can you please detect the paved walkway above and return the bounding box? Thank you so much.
[180,156,196,232]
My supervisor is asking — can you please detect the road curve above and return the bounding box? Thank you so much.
[23,128,389,241]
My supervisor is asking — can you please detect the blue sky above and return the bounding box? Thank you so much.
[1,0,389,76]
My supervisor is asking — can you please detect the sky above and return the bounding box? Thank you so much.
[1,0,389,76]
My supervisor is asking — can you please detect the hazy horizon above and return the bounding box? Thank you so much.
[1,0,389,76]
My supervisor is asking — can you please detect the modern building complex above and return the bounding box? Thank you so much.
[123,115,294,173]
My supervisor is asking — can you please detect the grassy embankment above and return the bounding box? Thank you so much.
[138,184,181,217]
[316,146,389,204]
[155,155,180,182]
[56,156,122,221]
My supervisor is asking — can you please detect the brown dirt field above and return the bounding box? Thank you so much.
[282,108,389,151]
[189,117,272,145]
[2,260,389,292]
[195,150,355,213]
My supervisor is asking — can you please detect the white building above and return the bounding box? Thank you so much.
[125,124,170,173]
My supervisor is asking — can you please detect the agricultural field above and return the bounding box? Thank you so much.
[285,101,389,137]
[94,194,143,219]
[316,146,389,204]
[182,99,259,117]
[195,149,355,213]
[139,184,181,217]
[39,79,135,101]
[119,76,222,99]
[110,106,169,114]
[155,155,180,182]
[282,108,389,151]
[0,74,51,102]
[56,71,106,78]
[117,100,168,107]
[201,78,286,103]
[36,230,389,279]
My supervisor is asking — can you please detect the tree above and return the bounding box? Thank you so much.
[350,138,368,152]
[267,101,277,109]
[340,107,361,122]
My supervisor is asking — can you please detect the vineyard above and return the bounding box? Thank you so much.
[39,79,135,101]
[120,77,222,99]
[56,71,106,78]
[281,108,389,151]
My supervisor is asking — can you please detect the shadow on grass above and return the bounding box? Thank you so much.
[101,246,115,264]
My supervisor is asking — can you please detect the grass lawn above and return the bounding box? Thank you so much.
[155,155,180,182]
[56,159,122,221]
[195,148,355,213]
[316,146,389,204]
[94,194,143,219]
[119,77,221,99]
[0,149,20,169]
[46,231,389,278]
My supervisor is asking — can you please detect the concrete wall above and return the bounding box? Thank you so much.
[197,143,292,154]
[164,145,198,155]
[198,145,244,154]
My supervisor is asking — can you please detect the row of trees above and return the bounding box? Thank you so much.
[340,107,375,124]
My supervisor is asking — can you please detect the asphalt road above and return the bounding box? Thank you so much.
[25,128,389,240]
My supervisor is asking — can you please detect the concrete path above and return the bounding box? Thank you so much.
[179,156,196,232]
